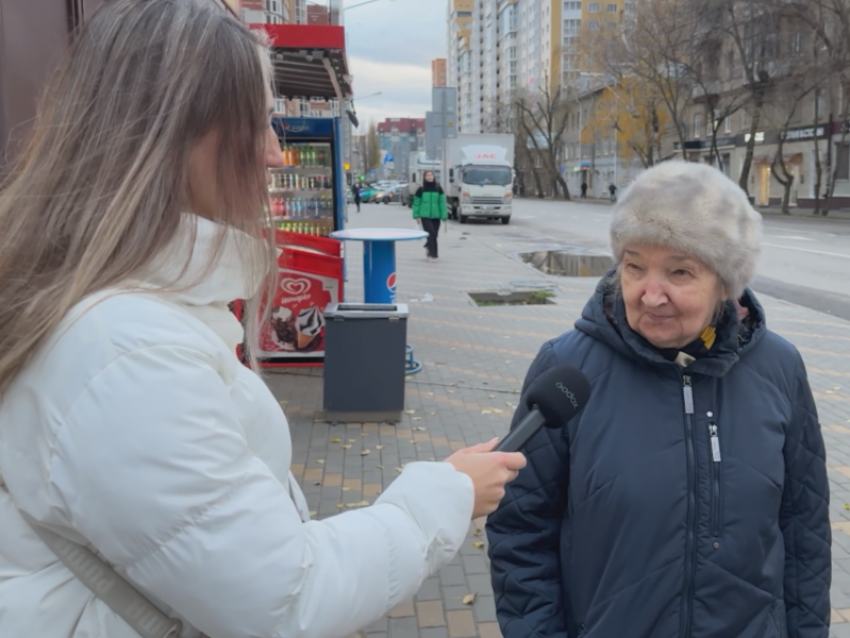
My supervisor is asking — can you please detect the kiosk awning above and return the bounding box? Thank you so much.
[253,23,352,101]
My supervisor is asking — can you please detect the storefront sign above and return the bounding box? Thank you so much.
[780,126,826,141]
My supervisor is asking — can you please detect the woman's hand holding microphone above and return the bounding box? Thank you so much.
[446,439,526,519]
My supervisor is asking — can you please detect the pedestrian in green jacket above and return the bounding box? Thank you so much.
[413,170,447,262]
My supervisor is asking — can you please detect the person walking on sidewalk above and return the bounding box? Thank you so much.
[351,181,362,213]
[0,3,526,638]
[488,161,830,638]
[580,181,588,199]
[413,170,447,262]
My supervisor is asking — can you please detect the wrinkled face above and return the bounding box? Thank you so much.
[620,244,726,350]
[424,171,435,183]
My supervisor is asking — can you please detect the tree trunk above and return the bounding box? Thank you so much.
[739,92,765,198]
[780,177,793,215]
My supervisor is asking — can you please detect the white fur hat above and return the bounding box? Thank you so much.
[609,161,763,300]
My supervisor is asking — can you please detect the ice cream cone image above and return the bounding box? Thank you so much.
[295,306,325,351]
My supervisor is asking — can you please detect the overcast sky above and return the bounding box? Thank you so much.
[331,0,447,130]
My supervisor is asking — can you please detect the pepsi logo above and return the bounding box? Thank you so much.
[281,278,311,296]
[387,272,397,291]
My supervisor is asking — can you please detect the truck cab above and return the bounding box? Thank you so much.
[445,142,515,225]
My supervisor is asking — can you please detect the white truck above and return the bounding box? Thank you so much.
[404,152,442,207]
[442,134,515,224]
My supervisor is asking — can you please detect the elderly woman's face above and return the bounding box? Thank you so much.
[620,244,726,350]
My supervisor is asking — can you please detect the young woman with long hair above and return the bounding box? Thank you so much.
[0,2,525,637]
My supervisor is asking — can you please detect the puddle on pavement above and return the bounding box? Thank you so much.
[519,247,612,277]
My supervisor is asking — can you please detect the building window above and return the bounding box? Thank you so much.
[724,117,732,134]
[588,2,601,12]
[693,113,702,139]
[607,3,618,11]
[587,20,600,29]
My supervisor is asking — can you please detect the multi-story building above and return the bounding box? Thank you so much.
[306,4,329,24]
[432,59,448,87]
[377,118,426,179]
[449,0,577,133]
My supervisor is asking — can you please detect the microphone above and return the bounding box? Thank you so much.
[494,365,591,453]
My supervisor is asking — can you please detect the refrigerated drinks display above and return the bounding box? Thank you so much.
[269,142,336,237]
[245,117,347,367]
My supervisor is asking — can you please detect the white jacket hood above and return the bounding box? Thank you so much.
[0,214,474,638]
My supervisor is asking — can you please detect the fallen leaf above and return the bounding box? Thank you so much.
[378,465,385,469]
[309,511,317,517]
[336,503,345,509]
[314,482,321,486]
[315,459,325,464]
[845,503,849,510]
[473,528,483,537]
[331,438,342,443]
[473,540,485,549]
[482,410,492,415]
[346,500,370,508]
[361,432,369,437]
[349,439,356,443]
[405,410,416,415]
[361,449,371,456]
[376,445,384,450]
[430,411,437,416]
[279,400,289,405]
[342,444,352,450]
[448,390,455,394]
[395,467,404,473]
[412,417,423,421]
[493,408,505,414]
[414,426,427,431]
[462,593,477,605]
[488,395,496,399]
[342,487,351,491]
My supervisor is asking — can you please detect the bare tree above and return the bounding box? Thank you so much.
[600,0,698,155]
[795,0,850,215]
[365,120,381,175]
[514,86,572,200]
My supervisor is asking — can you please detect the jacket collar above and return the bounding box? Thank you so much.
[130,214,267,351]
[135,213,266,306]
[576,269,766,378]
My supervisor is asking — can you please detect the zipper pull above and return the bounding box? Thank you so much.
[682,375,694,414]
[709,423,721,462]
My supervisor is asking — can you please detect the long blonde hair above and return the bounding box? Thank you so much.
[0,0,276,393]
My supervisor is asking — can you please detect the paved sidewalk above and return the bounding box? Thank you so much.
[267,202,850,638]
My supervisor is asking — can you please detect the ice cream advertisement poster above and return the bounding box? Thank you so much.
[258,270,340,358]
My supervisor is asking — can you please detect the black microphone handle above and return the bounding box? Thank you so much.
[494,408,547,453]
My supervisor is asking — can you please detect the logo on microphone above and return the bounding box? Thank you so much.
[556,382,579,409]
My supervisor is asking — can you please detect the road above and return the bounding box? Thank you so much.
[445,198,850,322]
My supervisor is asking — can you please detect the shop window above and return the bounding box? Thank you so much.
[836,143,850,181]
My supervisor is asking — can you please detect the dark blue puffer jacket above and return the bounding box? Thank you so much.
[487,276,831,638]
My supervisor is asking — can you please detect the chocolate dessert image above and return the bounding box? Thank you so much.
[269,307,296,350]
[295,306,325,351]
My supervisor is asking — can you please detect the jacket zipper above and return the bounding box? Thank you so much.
[709,422,721,538]
[679,375,697,638]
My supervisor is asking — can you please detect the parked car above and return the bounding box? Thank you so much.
[360,186,380,203]
[381,184,408,204]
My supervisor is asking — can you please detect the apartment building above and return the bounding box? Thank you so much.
[449,0,635,134]
[432,59,448,86]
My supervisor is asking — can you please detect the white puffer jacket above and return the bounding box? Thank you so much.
[0,215,474,638]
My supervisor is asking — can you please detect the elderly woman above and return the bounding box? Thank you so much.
[487,162,831,638]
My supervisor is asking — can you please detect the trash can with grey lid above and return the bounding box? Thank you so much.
[323,303,409,423]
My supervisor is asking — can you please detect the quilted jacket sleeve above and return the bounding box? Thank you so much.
[781,352,831,638]
[42,343,474,638]
[486,341,570,638]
